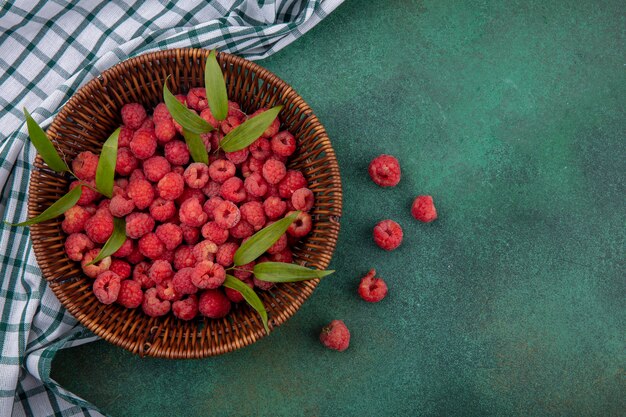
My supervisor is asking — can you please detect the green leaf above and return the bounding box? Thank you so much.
[24,108,68,172]
[163,79,214,134]
[95,128,120,198]
[220,106,283,152]
[204,50,228,121]
[87,218,126,266]
[182,129,209,164]
[253,262,335,282]
[223,274,269,334]
[233,211,299,266]
[8,185,82,226]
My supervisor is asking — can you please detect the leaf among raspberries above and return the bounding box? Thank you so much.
[86,217,126,266]
[204,50,228,121]
[253,262,334,282]
[95,128,120,198]
[163,79,214,134]
[182,129,209,164]
[24,108,69,172]
[7,184,82,226]
[223,274,269,334]
[220,105,283,152]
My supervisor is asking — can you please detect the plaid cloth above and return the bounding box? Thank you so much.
[0,1,343,416]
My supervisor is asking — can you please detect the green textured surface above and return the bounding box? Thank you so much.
[52,0,625,416]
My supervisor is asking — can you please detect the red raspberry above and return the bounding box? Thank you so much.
[172,165,185,176]
[96,199,111,213]
[220,177,246,203]
[179,198,208,227]
[72,151,99,181]
[187,87,208,111]
[232,261,254,280]
[172,295,198,320]
[183,162,209,189]
[249,137,271,160]
[240,201,266,230]
[157,172,184,201]
[251,108,280,138]
[62,205,92,234]
[286,211,312,238]
[278,170,308,199]
[213,201,241,229]
[125,212,155,239]
[84,211,114,244]
[200,108,220,130]
[230,220,254,239]
[227,100,242,117]
[320,320,350,351]
[411,195,437,223]
[368,154,401,187]
[116,279,143,308]
[202,196,223,220]
[126,246,145,264]
[202,181,221,198]
[358,269,388,302]
[113,238,133,258]
[142,288,171,317]
[70,181,100,206]
[180,224,201,245]
[109,194,135,217]
[192,261,226,289]
[226,278,254,302]
[155,119,177,144]
[143,156,171,182]
[93,271,121,304]
[138,232,165,259]
[130,129,157,160]
[220,115,243,135]
[266,184,280,198]
[129,168,146,182]
[270,131,296,157]
[115,177,129,190]
[291,188,314,212]
[172,267,198,295]
[127,179,154,210]
[148,259,174,285]
[198,289,231,318]
[225,148,249,164]
[121,103,147,129]
[209,159,236,183]
[201,222,229,245]
[156,279,181,302]
[174,246,196,270]
[164,140,190,165]
[267,233,287,254]
[118,126,134,147]
[64,233,94,261]
[269,247,293,264]
[216,242,239,267]
[243,172,267,197]
[261,159,287,185]
[152,103,172,125]
[263,196,287,220]
[115,147,138,176]
[155,223,183,250]
[133,261,155,289]
[149,198,176,222]
[81,249,111,279]
[140,116,154,131]
[192,240,218,263]
[373,219,403,251]
[176,187,206,206]
[109,259,131,280]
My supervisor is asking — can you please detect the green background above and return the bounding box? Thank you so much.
[52,0,625,415]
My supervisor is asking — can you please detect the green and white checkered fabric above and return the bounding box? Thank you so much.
[0,1,342,415]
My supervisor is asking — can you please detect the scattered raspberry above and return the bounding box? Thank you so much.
[269,247,293,264]
[320,320,350,352]
[70,181,100,206]
[155,119,177,144]
[155,223,183,250]
[368,154,401,187]
[286,211,312,238]
[109,259,131,280]
[271,131,296,157]
[115,147,138,176]
[358,269,388,302]
[180,224,200,245]
[192,261,226,289]
[152,103,172,125]
[373,219,403,251]
[200,108,220,130]
[149,198,176,222]
[117,279,143,308]
[243,172,267,198]
[267,233,287,254]
[192,240,218,263]
[291,188,314,212]
[253,276,274,291]
[249,138,271,160]
[278,170,308,199]
[64,233,94,261]
[138,232,165,259]
[140,117,154,131]
[233,261,254,280]
[126,246,145,264]
[172,295,198,320]
[156,279,181,302]
[202,181,221,198]
[230,219,254,239]
[72,151,99,181]
[164,140,190,165]
[130,129,157,160]
[157,172,185,201]
[263,196,287,220]
[172,267,197,295]
[173,246,196,270]
[121,103,147,129]
[220,177,247,203]
[81,249,111,279]
[127,179,154,210]
[220,115,243,135]
[183,163,209,189]
[216,242,239,267]
[202,196,223,220]
[93,271,121,304]
[239,201,266,230]
[109,194,135,217]
[142,288,171,317]
[179,197,208,227]
[148,259,174,285]
[198,289,231,318]
[158,249,175,263]
[133,261,155,289]
[187,87,208,111]
[84,211,114,244]
[201,222,229,245]
[411,195,437,223]
[62,205,92,234]
[113,238,133,258]
[125,212,155,239]
[225,279,254,302]
[213,200,241,229]
[225,148,249,165]
[118,127,134,147]
[209,159,236,183]
[143,156,171,182]
[129,168,146,182]
[251,108,280,138]
[176,187,206,206]
[261,159,287,185]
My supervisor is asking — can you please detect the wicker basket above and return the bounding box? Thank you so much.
[28,49,342,358]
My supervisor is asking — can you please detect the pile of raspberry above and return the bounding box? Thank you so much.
[63,90,314,321]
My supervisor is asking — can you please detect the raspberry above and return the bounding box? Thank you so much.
[320,320,350,352]
[158,249,175,263]
[113,238,133,258]
[176,187,206,206]
[286,211,312,238]
[173,246,196,270]
[179,198,208,227]
[411,195,437,223]
[230,219,254,239]
[164,140,190,165]
[243,172,267,198]
[251,108,280,138]
[130,129,157,160]
[266,184,280,198]
[152,103,172,125]
[198,289,231,318]
[267,233,287,254]
[129,168,146,182]
[84,211,114,244]
[109,259,131,280]
[143,156,171,182]
[249,137,271,160]
[253,276,274,291]
[142,288,171,317]
[155,223,183,250]
[202,196,223,220]
[373,219,403,251]
[157,172,185,200]
[227,100,242,117]
[81,249,111,279]
[192,261,226,289]
[263,196,287,220]
[201,222,229,245]
[216,242,239,267]
[172,295,198,320]
[183,163,209,189]
[126,246,145,264]
[358,269,388,302]
[155,119,177,144]
[62,205,92,234]
[115,147,138,176]
[220,177,246,203]
[270,131,296,157]
[200,108,220,130]
[225,148,249,165]
[172,165,185,176]
[220,115,243,135]
[121,103,147,129]
[172,267,197,295]
[93,271,121,304]
[117,279,143,308]
[368,154,401,187]
[148,259,174,285]
[239,201,266,230]
[115,178,129,190]
[125,212,155,239]
[209,159,236,183]
[138,232,165,259]
[213,201,241,229]
[187,87,208,111]
[127,179,154,210]
[149,198,176,222]
[202,181,221,198]
[140,117,154,131]
[225,279,254,302]
[269,247,293,264]
[64,233,94,261]
[192,240,218,263]
[70,181,100,206]
[291,188,314,212]
[72,151,99,181]
[109,194,135,217]
[180,224,200,245]
[278,170,308,199]
[261,159,287,185]
[118,126,134,147]
[133,261,155,289]
[232,261,254,280]
[156,279,181,302]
